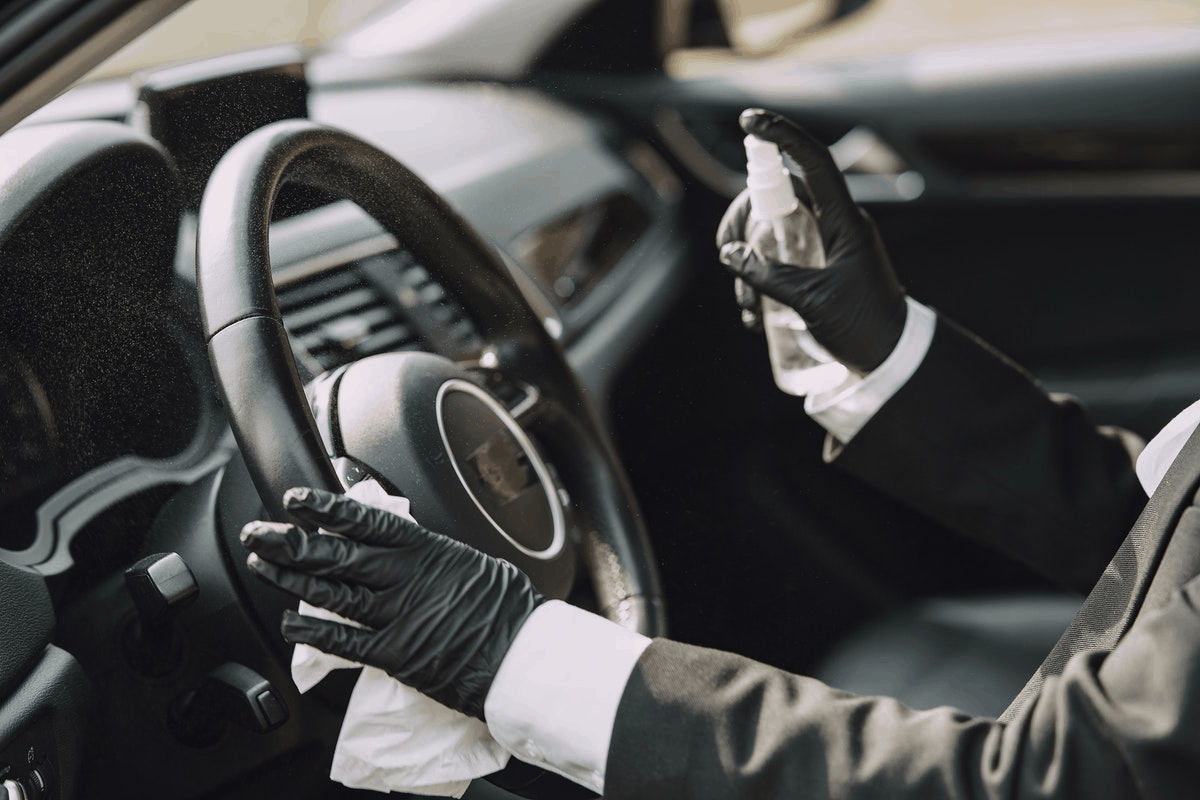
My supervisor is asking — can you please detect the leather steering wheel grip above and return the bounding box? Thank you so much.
[195,120,666,637]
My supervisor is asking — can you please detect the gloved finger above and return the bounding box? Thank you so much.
[719,242,824,313]
[241,523,407,588]
[733,278,763,332]
[280,609,378,665]
[238,520,293,540]
[246,552,382,625]
[719,241,756,278]
[716,173,815,250]
[282,486,425,547]
[715,188,751,249]
[240,522,309,566]
[739,109,861,241]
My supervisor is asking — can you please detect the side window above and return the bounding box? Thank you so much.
[661,0,1200,78]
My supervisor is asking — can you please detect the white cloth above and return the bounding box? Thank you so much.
[806,296,936,444]
[1136,396,1200,495]
[291,479,510,797]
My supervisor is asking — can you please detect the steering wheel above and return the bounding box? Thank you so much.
[194,119,665,639]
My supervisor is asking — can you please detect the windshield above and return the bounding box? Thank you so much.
[58,0,1200,88]
[86,0,397,79]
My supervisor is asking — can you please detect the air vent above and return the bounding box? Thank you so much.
[275,248,483,379]
[375,251,483,358]
[276,260,420,378]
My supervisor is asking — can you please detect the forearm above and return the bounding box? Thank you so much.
[815,311,1145,594]
[485,601,651,795]
[605,573,1200,800]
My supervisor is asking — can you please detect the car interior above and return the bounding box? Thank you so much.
[3,0,1200,798]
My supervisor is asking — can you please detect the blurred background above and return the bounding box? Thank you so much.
[91,0,1200,79]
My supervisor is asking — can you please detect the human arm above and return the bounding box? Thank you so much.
[603,569,1200,800]
[828,314,1145,595]
[239,486,644,794]
[240,486,1200,800]
[239,486,545,721]
[718,109,1145,591]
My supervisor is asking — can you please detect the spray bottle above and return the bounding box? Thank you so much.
[743,135,848,396]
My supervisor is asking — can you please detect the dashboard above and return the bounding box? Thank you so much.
[1,52,685,586]
[0,45,686,799]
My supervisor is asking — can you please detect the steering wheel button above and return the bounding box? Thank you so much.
[24,770,43,799]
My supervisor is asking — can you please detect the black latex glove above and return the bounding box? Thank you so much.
[240,486,545,721]
[717,108,908,374]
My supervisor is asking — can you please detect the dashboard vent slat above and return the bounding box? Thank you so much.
[274,248,481,377]
[282,287,380,332]
[275,268,362,310]
[277,261,418,376]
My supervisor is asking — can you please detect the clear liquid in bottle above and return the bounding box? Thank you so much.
[747,210,849,397]
[741,133,848,397]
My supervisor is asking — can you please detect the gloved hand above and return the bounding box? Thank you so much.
[717,108,908,374]
[240,486,545,721]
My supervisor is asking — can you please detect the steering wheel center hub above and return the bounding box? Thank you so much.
[436,378,564,560]
[332,351,574,597]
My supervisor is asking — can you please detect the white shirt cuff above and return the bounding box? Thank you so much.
[1136,396,1200,495]
[806,296,936,444]
[484,600,651,794]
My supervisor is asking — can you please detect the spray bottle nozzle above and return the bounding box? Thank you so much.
[744,135,799,220]
[744,135,783,165]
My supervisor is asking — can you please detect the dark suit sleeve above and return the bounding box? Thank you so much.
[605,573,1200,799]
[830,315,1146,594]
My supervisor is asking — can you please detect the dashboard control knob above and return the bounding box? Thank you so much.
[2,779,26,800]
[24,769,44,799]
[169,662,289,747]
[125,552,199,627]
[123,552,199,676]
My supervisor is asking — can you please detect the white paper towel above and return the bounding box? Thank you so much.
[290,479,511,797]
